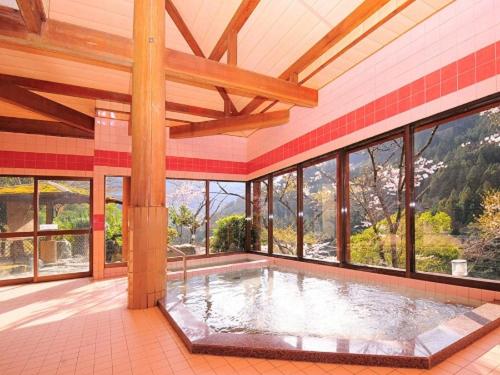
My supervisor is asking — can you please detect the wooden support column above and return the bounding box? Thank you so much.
[122,176,130,262]
[128,0,167,309]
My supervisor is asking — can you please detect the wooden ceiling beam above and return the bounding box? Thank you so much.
[0,13,133,71]
[0,17,315,108]
[209,0,260,61]
[0,6,27,34]
[164,49,317,107]
[0,116,93,139]
[0,73,130,102]
[165,0,237,114]
[15,0,46,34]
[0,73,226,119]
[240,0,391,115]
[170,110,289,139]
[0,82,94,133]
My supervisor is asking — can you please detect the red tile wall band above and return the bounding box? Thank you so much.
[0,151,94,171]
[247,41,500,174]
[0,43,498,176]
[94,150,247,175]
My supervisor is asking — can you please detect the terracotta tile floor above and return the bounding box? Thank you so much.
[0,277,498,375]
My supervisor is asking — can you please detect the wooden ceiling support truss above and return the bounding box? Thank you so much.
[0,0,415,139]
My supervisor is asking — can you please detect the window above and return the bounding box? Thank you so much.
[303,158,338,262]
[209,181,246,253]
[0,177,35,279]
[0,176,91,282]
[167,179,206,256]
[105,176,124,264]
[248,99,498,287]
[414,106,499,280]
[348,138,406,269]
[250,179,269,253]
[273,171,297,257]
[37,179,91,276]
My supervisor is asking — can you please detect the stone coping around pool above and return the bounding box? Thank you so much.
[158,292,500,369]
[167,253,499,307]
[166,253,256,271]
[167,258,270,280]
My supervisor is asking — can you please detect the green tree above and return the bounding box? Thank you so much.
[350,210,461,273]
[210,214,246,252]
[105,203,122,262]
[464,190,500,279]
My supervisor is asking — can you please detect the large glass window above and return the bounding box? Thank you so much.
[303,158,338,262]
[251,179,269,253]
[209,181,246,253]
[0,178,35,280]
[348,138,406,269]
[273,171,297,256]
[414,106,499,280]
[0,176,91,283]
[167,179,206,257]
[105,177,123,264]
[37,179,91,276]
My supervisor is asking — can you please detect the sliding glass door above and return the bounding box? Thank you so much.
[0,176,92,284]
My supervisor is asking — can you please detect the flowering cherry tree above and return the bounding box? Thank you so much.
[349,129,445,268]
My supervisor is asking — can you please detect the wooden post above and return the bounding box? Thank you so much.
[128,0,167,309]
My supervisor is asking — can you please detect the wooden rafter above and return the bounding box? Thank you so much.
[164,0,204,57]
[300,0,415,85]
[227,31,237,66]
[259,0,415,114]
[0,116,93,138]
[0,82,94,133]
[0,17,316,107]
[207,0,260,114]
[15,0,46,34]
[170,110,289,139]
[165,101,224,119]
[240,0,391,115]
[165,0,237,114]
[283,0,391,79]
[209,0,260,61]
[0,73,226,119]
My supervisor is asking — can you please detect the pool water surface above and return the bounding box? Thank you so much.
[167,266,471,342]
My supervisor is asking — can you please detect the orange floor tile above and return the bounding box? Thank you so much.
[0,277,498,375]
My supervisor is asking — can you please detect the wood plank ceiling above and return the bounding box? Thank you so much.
[0,0,454,139]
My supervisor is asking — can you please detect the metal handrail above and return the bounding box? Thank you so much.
[168,245,187,282]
